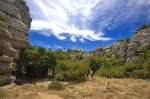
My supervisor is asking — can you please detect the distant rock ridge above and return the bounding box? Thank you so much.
[0,0,31,86]
[94,27,150,62]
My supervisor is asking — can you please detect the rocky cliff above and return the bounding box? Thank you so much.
[94,27,150,62]
[0,0,31,86]
[127,27,150,61]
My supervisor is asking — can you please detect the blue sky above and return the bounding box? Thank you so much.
[26,0,150,51]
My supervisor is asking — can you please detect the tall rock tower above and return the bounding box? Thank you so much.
[0,0,31,86]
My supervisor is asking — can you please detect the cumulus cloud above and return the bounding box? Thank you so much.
[26,0,150,42]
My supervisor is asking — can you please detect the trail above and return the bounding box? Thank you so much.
[37,92,63,99]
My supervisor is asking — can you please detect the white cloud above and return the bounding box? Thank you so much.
[70,36,76,42]
[80,38,85,43]
[26,0,150,42]
[26,0,111,42]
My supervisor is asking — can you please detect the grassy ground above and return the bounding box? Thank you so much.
[0,77,150,99]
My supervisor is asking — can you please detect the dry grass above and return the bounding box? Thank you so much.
[0,77,150,99]
[0,89,7,99]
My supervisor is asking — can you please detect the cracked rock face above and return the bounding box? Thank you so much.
[94,28,150,63]
[127,28,150,61]
[0,0,31,86]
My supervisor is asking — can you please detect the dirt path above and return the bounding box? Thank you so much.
[0,77,150,99]
[37,92,63,99]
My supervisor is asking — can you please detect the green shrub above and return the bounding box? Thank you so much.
[55,73,64,81]
[18,46,57,79]
[55,60,89,81]
[18,44,150,80]
[123,44,150,79]
[97,44,150,79]
[130,61,150,79]
[97,66,126,78]
[48,80,65,90]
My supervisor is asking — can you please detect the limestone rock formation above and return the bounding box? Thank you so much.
[95,41,128,62]
[127,28,150,61]
[0,0,31,86]
[94,27,150,62]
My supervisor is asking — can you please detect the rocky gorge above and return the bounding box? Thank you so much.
[0,0,150,86]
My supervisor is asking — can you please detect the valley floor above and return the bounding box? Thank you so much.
[0,77,150,99]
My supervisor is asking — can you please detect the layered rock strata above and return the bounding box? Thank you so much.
[94,28,150,62]
[0,0,31,86]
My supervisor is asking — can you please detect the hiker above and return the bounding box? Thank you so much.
[90,69,96,79]
[85,69,90,79]
[86,68,98,79]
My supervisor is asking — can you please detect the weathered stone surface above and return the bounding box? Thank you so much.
[0,55,12,63]
[10,48,20,61]
[95,41,128,62]
[0,27,11,40]
[0,64,10,75]
[95,46,112,56]
[0,39,11,56]
[112,42,128,62]
[0,1,20,19]
[0,75,10,86]
[0,0,31,86]
[94,27,150,62]
[127,28,150,61]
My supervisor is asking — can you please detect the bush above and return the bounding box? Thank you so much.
[88,56,101,72]
[96,44,150,79]
[55,60,89,81]
[127,61,150,79]
[18,46,57,79]
[121,44,150,79]
[55,73,64,81]
[48,80,65,90]
[97,66,126,78]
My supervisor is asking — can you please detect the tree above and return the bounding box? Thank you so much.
[47,52,57,79]
[37,46,47,55]
[17,45,58,79]
[88,56,101,78]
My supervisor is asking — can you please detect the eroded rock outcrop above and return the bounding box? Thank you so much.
[0,0,31,86]
[94,27,150,62]
[127,28,150,61]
